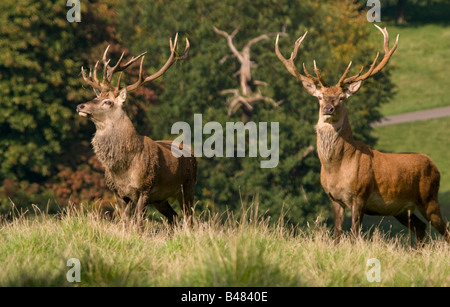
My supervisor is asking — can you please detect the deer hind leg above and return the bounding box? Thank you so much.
[418,199,450,244]
[394,211,427,247]
[179,182,195,218]
[135,193,150,229]
[154,201,178,226]
[115,194,132,222]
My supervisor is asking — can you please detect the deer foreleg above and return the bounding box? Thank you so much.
[134,193,150,227]
[332,201,344,245]
[351,199,365,239]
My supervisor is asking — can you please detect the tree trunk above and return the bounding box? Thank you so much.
[395,0,407,24]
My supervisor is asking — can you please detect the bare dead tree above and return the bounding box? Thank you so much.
[213,26,284,122]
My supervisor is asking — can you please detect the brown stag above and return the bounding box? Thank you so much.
[77,34,196,225]
[275,25,449,245]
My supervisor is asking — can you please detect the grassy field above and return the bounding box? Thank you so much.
[0,206,448,287]
[379,24,450,116]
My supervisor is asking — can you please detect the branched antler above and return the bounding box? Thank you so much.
[275,32,327,87]
[81,33,190,95]
[275,25,398,88]
[338,25,399,86]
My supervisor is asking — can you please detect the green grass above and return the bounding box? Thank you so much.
[380,24,450,116]
[0,206,448,287]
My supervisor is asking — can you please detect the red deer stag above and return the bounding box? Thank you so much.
[275,25,449,245]
[77,34,196,225]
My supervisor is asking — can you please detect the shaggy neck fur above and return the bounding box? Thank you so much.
[315,109,354,163]
[92,113,144,171]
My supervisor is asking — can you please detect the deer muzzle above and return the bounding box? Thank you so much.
[76,104,91,117]
[323,105,335,116]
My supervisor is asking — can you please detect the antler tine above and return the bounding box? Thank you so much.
[292,32,307,61]
[93,61,101,85]
[341,25,399,86]
[337,61,352,86]
[125,34,190,92]
[302,62,314,78]
[178,37,190,60]
[81,64,103,91]
[170,32,178,52]
[275,32,318,85]
[313,60,327,87]
[116,71,123,92]
[102,44,147,86]
[301,61,327,87]
[100,45,115,87]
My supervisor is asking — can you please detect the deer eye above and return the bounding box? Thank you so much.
[103,100,113,106]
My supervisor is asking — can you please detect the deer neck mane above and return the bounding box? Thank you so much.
[92,113,144,171]
[315,110,355,163]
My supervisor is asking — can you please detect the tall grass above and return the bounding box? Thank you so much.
[0,204,448,287]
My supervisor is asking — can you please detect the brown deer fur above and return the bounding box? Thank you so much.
[78,89,196,224]
[77,37,196,224]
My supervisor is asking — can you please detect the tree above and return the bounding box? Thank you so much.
[0,0,126,212]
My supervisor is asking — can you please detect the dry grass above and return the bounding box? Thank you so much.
[0,203,448,286]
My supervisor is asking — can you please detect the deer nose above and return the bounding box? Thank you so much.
[323,105,335,115]
[76,104,85,112]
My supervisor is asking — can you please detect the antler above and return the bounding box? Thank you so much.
[81,33,190,94]
[338,25,399,86]
[126,33,190,92]
[275,32,327,87]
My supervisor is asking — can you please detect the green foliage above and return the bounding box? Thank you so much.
[117,0,393,224]
[0,0,122,211]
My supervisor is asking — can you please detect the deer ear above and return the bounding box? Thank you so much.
[117,87,127,104]
[93,88,101,97]
[345,80,362,98]
[301,79,319,97]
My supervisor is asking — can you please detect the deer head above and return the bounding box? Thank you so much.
[77,34,190,125]
[275,25,398,127]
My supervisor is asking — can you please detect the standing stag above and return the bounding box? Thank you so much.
[77,34,196,225]
[276,25,449,245]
